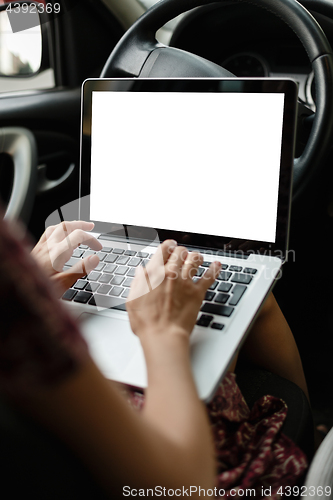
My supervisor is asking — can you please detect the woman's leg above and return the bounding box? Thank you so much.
[237,293,310,402]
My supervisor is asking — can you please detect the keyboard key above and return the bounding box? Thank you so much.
[229,284,247,306]
[122,288,130,298]
[105,254,118,264]
[128,257,141,267]
[98,284,112,295]
[96,251,107,261]
[243,267,257,275]
[137,252,149,258]
[218,271,232,281]
[209,281,219,290]
[217,282,232,293]
[117,256,130,265]
[112,248,124,255]
[127,268,136,278]
[229,266,242,272]
[62,289,77,301]
[111,276,125,286]
[104,264,117,274]
[73,291,93,304]
[202,261,211,267]
[65,257,80,267]
[211,322,224,331]
[201,303,234,317]
[94,262,105,272]
[196,314,213,327]
[79,244,89,249]
[83,250,95,258]
[141,259,149,267]
[101,246,112,253]
[88,295,126,311]
[231,273,253,285]
[109,286,124,297]
[114,266,128,276]
[215,293,229,304]
[72,249,84,258]
[98,274,111,284]
[124,250,136,256]
[87,271,101,281]
[205,291,215,301]
[85,282,100,293]
[73,280,87,290]
[221,264,228,270]
[123,277,133,287]
[196,267,205,277]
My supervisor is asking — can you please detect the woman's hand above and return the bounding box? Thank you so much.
[31,221,102,296]
[127,240,221,340]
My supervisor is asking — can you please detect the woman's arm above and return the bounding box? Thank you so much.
[127,242,222,487]
[17,237,221,494]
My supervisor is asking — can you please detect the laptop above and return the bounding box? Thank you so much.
[57,77,297,402]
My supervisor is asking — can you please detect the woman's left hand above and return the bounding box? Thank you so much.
[31,221,102,296]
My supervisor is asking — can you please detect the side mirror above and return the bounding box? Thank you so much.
[0,1,53,78]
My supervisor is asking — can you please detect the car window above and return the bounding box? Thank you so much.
[0,0,55,94]
[102,0,184,44]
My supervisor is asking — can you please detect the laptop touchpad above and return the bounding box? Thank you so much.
[79,313,146,385]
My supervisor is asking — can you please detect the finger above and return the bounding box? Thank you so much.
[47,221,96,244]
[182,252,203,279]
[196,262,222,292]
[165,246,188,277]
[51,255,100,297]
[149,239,178,267]
[146,240,178,286]
[63,254,100,282]
[43,223,60,243]
[51,228,102,261]
[50,230,102,272]
[127,265,151,303]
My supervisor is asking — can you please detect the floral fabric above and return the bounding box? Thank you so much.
[127,376,308,499]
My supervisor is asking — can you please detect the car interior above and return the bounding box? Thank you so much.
[1,0,333,494]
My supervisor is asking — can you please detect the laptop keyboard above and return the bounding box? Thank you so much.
[62,245,257,332]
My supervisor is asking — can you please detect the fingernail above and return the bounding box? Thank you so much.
[88,254,99,261]
[168,240,177,250]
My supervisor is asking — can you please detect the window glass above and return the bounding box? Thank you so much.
[0,0,55,93]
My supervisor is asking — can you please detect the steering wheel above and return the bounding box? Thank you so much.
[0,127,37,224]
[101,0,333,203]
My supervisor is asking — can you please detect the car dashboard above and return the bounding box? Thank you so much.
[169,2,333,113]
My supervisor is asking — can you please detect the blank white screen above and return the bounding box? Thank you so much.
[90,91,284,243]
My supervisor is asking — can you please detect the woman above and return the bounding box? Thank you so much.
[0,218,309,497]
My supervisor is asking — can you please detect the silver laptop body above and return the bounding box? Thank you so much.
[54,78,297,402]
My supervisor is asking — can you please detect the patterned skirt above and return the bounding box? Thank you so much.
[127,373,308,499]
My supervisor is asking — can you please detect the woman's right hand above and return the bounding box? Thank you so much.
[127,240,221,340]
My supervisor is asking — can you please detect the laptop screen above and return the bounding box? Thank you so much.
[80,79,297,258]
